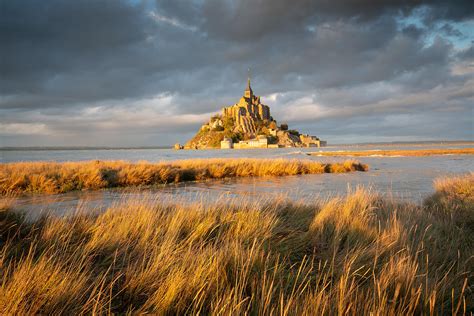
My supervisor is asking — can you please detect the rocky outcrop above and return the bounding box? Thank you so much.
[276,130,302,147]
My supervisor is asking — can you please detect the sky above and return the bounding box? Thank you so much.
[1,0,473,147]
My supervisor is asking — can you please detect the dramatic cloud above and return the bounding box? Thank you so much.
[0,0,473,146]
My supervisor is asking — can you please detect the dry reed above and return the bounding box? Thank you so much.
[0,159,368,195]
[0,174,472,314]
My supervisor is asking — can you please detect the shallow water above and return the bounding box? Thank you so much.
[1,142,473,163]
[7,144,473,216]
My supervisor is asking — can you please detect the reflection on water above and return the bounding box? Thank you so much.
[11,153,474,216]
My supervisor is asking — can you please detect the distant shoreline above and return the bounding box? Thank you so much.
[327,140,474,147]
[0,146,171,151]
[1,140,472,151]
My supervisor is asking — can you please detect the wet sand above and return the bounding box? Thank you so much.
[308,148,474,157]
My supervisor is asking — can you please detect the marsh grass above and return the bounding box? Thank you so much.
[0,159,368,195]
[424,172,474,231]
[0,174,472,315]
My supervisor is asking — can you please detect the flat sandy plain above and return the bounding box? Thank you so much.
[308,147,474,157]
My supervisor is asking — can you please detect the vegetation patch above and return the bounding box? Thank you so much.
[0,159,368,195]
[0,174,472,314]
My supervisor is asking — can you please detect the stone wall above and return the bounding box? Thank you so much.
[234,136,269,149]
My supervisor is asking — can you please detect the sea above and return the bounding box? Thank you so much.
[2,142,473,216]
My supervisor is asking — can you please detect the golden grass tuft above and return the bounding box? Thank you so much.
[424,172,474,230]
[0,159,368,195]
[0,173,472,314]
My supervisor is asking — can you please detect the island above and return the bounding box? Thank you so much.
[181,77,326,149]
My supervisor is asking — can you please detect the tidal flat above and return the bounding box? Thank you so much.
[4,146,472,214]
[308,147,474,157]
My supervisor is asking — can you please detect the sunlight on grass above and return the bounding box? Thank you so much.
[0,158,368,195]
[0,173,472,314]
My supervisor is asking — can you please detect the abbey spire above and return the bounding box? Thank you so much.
[244,69,253,99]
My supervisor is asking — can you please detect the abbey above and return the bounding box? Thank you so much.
[183,76,326,149]
[222,78,272,135]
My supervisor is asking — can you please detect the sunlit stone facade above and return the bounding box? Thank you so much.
[222,77,272,135]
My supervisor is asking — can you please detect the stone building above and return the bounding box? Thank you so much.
[299,134,326,147]
[220,137,233,149]
[234,135,269,149]
[222,77,272,136]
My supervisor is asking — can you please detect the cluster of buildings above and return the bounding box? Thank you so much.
[299,134,327,147]
[183,74,327,150]
[220,134,326,149]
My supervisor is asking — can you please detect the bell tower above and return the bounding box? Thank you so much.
[244,68,253,99]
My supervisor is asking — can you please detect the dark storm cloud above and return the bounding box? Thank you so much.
[421,0,474,24]
[1,1,143,75]
[439,23,463,38]
[1,0,155,107]
[458,44,474,60]
[1,0,473,146]
[200,0,474,41]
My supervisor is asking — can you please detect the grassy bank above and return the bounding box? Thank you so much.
[308,148,474,157]
[0,159,368,195]
[1,173,472,314]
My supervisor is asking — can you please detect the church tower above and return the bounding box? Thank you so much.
[244,71,253,99]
